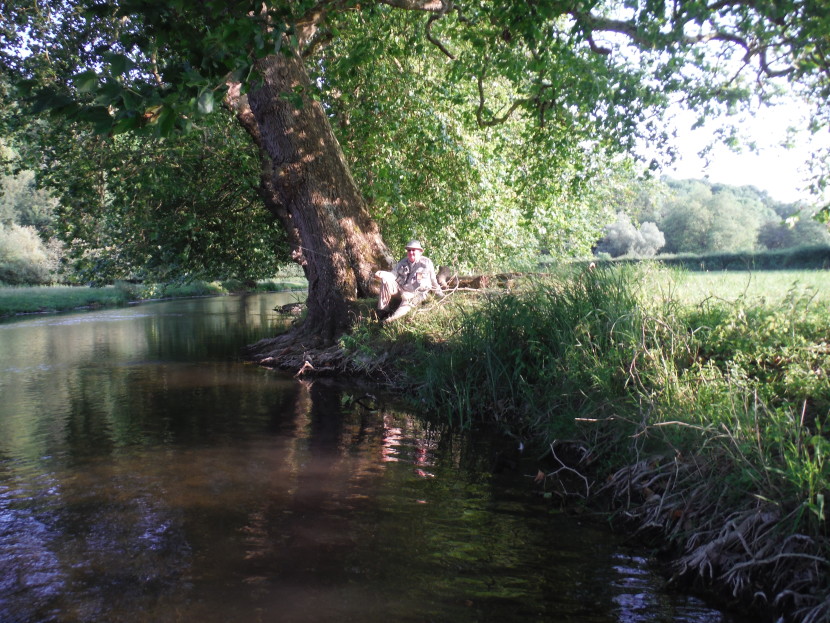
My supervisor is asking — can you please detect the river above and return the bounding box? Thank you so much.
[0,293,740,622]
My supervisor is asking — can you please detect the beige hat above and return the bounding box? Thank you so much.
[405,239,423,251]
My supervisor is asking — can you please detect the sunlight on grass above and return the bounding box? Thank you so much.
[654,268,829,307]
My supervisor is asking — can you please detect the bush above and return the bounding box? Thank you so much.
[0,223,59,285]
[595,213,665,258]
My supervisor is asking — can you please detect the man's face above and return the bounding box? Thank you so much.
[406,248,422,263]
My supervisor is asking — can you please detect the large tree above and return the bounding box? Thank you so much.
[4,0,829,353]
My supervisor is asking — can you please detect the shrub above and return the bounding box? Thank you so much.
[595,213,665,258]
[0,223,59,285]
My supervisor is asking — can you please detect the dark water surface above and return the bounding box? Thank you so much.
[0,294,737,622]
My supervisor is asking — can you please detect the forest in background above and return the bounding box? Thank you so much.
[593,177,830,259]
[3,143,828,287]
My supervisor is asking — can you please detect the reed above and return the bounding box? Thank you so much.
[399,263,829,621]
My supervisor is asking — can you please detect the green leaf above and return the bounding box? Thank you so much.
[197,90,215,114]
[75,105,114,133]
[102,52,137,76]
[72,70,100,93]
[112,116,141,135]
[95,80,123,106]
[14,79,40,96]
[121,89,142,111]
[156,107,177,136]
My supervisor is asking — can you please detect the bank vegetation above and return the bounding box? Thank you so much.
[330,264,830,623]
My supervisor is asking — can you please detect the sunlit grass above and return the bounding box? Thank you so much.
[0,277,307,317]
[0,285,131,316]
[657,268,829,306]
[375,263,830,614]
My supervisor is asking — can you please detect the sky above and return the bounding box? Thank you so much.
[660,101,827,204]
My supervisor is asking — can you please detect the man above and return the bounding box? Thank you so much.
[375,240,444,322]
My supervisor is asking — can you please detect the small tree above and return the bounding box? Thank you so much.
[595,213,665,258]
[0,223,57,285]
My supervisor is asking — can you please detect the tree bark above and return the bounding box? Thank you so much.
[242,45,393,348]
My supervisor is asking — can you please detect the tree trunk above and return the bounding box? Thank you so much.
[242,46,393,349]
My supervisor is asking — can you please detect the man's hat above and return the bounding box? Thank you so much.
[405,239,423,251]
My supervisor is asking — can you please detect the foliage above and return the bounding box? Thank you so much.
[4,0,830,282]
[9,111,289,285]
[0,222,59,285]
[657,180,771,253]
[313,9,651,270]
[758,217,830,250]
[594,212,665,257]
[0,166,57,233]
[595,176,829,257]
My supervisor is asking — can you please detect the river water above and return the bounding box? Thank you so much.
[0,293,739,623]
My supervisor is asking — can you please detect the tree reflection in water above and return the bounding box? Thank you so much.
[0,296,738,623]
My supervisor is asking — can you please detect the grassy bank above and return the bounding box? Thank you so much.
[350,264,829,622]
[0,278,308,317]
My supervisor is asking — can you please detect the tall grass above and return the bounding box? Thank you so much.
[416,267,645,437]
[398,264,829,619]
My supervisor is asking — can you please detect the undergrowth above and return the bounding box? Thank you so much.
[384,263,829,622]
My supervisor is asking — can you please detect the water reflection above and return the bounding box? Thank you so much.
[0,295,738,622]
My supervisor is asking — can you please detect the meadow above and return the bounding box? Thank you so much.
[668,268,829,306]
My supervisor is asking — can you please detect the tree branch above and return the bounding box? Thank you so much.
[425,13,455,59]
[476,72,525,127]
[379,0,449,12]
[758,46,794,78]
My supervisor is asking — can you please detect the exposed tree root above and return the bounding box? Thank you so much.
[249,290,829,623]
[594,453,830,622]
[243,319,403,384]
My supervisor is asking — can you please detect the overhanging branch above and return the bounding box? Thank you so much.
[476,72,525,127]
[426,13,455,59]
[379,0,448,12]
[574,10,798,80]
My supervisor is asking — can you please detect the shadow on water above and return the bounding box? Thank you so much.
[0,294,740,622]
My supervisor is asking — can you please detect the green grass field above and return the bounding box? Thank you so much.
[668,268,829,306]
[0,278,308,318]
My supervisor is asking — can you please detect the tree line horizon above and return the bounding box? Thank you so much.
[3,151,827,287]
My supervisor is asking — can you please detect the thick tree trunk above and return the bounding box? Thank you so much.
[242,46,393,348]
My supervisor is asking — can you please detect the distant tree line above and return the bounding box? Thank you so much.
[594,178,830,259]
[3,144,830,286]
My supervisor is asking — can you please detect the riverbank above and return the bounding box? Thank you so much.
[278,263,828,623]
[0,278,307,318]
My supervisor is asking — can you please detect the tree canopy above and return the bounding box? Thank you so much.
[3,0,830,342]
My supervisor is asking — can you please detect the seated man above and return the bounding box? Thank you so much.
[375,240,444,322]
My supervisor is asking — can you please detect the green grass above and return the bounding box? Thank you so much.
[0,284,132,315]
[362,264,830,620]
[0,277,308,317]
[662,268,830,306]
